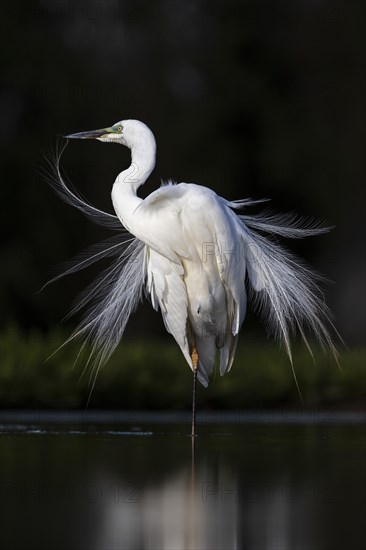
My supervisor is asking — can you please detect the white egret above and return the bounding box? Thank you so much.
[46,119,338,436]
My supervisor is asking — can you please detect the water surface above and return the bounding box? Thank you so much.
[1,411,365,550]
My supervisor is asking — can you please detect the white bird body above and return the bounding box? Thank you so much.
[114,179,245,385]
[46,118,339,415]
[106,122,252,385]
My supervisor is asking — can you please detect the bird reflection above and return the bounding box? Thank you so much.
[94,435,240,550]
[87,425,356,550]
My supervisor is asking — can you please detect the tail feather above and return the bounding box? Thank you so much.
[40,234,135,292]
[233,211,340,368]
[48,236,146,398]
[71,239,146,364]
[240,210,331,239]
[220,333,238,376]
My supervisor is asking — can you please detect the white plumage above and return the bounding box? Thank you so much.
[45,119,338,406]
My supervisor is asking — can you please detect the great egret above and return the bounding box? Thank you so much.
[46,119,338,436]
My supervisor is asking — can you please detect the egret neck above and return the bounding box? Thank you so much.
[111,133,156,233]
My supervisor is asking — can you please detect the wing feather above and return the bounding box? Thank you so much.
[146,248,192,367]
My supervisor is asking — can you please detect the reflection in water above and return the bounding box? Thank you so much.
[96,440,239,550]
[0,422,365,550]
[95,458,322,549]
[92,427,364,550]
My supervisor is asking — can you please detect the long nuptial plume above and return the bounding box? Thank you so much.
[41,143,147,395]
[230,205,340,398]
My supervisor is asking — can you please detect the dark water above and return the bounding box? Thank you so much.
[0,411,365,550]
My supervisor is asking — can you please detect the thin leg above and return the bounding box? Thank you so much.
[191,346,199,438]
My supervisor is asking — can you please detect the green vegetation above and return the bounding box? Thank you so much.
[0,325,365,410]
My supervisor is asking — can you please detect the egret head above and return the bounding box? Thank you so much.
[65,119,155,151]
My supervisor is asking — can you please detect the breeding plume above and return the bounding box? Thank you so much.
[46,119,338,436]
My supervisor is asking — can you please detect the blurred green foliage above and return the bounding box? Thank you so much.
[1,325,364,410]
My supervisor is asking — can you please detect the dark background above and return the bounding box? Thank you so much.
[1,0,365,346]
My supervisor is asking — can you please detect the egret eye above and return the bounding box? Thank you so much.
[117,125,123,132]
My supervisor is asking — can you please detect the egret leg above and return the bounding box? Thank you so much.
[191,346,199,438]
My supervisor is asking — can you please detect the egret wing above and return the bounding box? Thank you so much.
[146,247,192,368]
[180,186,247,375]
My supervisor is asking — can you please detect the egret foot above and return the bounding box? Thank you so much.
[191,346,199,438]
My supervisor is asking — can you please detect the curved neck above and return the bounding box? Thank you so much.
[115,140,156,194]
[111,135,156,231]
